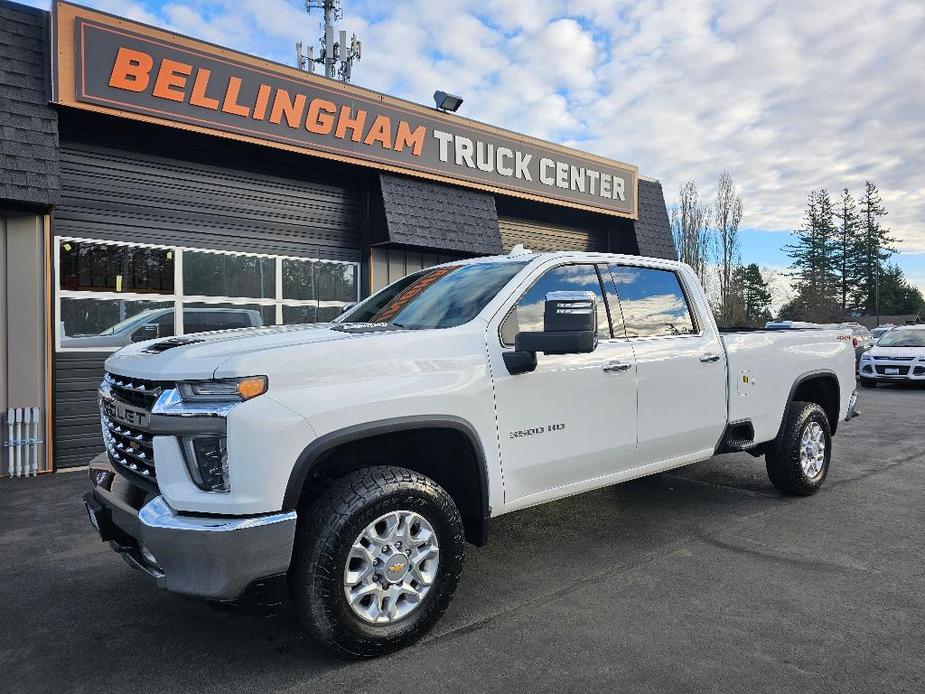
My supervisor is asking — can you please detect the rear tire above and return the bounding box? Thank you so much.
[288,465,465,657]
[859,378,877,389]
[765,401,832,496]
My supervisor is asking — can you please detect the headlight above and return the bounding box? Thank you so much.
[860,353,872,361]
[178,376,267,403]
[182,435,229,492]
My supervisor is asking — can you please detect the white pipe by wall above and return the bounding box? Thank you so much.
[4,406,42,478]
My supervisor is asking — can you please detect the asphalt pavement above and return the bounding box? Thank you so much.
[1,384,923,693]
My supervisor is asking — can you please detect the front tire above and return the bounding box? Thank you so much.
[288,466,465,657]
[765,401,832,496]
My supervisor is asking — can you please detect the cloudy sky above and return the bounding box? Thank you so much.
[24,0,925,292]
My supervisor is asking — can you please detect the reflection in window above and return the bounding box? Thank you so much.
[500,264,610,345]
[283,259,315,301]
[59,241,173,293]
[184,252,275,298]
[609,266,696,338]
[317,262,358,302]
[59,298,174,349]
[182,303,273,332]
[284,259,357,306]
[282,305,318,325]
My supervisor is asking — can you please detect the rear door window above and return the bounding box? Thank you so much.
[609,266,697,338]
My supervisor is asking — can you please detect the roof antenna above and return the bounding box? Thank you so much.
[507,244,532,257]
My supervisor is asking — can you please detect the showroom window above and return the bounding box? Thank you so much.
[55,238,359,351]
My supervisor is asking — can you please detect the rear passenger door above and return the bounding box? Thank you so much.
[609,264,727,466]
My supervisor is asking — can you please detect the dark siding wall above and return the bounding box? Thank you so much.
[53,112,366,468]
[0,1,58,209]
[57,112,364,261]
[54,352,108,469]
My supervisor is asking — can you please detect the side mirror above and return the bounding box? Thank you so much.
[131,324,159,342]
[503,291,598,375]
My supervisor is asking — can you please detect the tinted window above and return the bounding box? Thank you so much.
[184,252,275,299]
[59,241,173,294]
[610,266,696,338]
[341,261,528,330]
[500,264,610,345]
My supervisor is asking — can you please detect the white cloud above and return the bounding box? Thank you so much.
[14,0,925,255]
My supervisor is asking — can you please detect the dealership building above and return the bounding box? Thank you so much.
[0,0,676,474]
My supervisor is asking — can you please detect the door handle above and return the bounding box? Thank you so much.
[602,360,632,373]
[700,353,721,363]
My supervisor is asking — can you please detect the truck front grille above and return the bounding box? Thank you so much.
[101,412,157,479]
[103,372,172,410]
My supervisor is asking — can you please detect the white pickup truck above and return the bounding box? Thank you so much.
[84,249,858,656]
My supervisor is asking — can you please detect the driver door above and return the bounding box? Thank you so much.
[489,262,638,507]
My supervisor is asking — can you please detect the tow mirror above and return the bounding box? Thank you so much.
[131,324,159,342]
[504,291,598,375]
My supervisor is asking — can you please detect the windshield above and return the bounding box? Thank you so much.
[338,261,528,330]
[98,310,159,335]
[877,329,925,348]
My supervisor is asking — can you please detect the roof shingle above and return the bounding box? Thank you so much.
[0,0,59,209]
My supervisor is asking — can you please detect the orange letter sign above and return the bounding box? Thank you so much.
[108,47,154,92]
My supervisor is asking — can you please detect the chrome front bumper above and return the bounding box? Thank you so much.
[85,453,296,601]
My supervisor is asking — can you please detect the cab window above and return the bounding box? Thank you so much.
[500,264,611,346]
[609,265,697,338]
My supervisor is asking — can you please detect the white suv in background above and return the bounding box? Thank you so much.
[858,325,925,387]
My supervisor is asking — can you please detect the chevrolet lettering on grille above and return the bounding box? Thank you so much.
[101,397,150,429]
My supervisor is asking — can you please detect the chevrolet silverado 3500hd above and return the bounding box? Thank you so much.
[84,248,858,656]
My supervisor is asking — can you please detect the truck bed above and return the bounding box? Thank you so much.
[721,328,854,445]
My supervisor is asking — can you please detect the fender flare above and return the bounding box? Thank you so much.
[282,415,491,535]
[775,369,841,440]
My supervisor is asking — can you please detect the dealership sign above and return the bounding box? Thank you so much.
[53,2,638,218]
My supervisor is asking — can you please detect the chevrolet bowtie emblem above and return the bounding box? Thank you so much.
[389,562,405,573]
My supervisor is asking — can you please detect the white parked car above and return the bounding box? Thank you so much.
[84,249,858,656]
[858,325,925,387]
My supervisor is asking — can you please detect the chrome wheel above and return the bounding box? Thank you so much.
[343,510,440,624]
[799,421,826,478]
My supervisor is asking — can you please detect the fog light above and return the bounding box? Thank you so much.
[182,436,229,492]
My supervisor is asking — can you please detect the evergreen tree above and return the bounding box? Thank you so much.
[833,188,861,318]
[741,263,772,325]
[877,264,925,315]
[855,181,899,315]
[785,190,839,321]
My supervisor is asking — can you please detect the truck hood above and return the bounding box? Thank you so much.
[105,323,362,380]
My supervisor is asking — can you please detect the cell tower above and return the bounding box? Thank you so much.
[296,0,361,83]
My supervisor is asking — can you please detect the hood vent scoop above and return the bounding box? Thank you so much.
[142,336,206,354]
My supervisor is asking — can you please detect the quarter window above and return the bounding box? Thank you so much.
[500,264,611,345]
[609,266,696,338]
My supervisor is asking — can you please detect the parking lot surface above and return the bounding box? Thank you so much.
[1,385,923,693]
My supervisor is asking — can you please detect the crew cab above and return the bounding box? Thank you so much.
[83,249,858,656]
